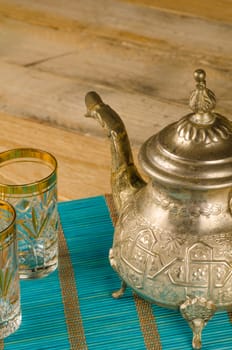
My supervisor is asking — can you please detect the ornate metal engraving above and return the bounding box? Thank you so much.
[85,69,232,349]
[152,187,223,218]
[177,116,232,143]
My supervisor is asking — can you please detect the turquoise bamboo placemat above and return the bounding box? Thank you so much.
[1,195,232,349]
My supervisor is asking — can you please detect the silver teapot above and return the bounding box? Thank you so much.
[85,69,232,349]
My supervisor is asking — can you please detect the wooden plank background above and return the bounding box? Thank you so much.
[0,0,231,200]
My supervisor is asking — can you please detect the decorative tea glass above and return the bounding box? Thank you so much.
[0,148,58,279]
[0,200,21,338]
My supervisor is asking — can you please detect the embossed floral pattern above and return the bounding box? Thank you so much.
[177,117,232,144]
[153,187,222,218]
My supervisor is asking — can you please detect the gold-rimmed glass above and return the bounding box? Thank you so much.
[0,200,21,338]
[0,148,58,279]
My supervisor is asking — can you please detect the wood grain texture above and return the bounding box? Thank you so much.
[0,13,231,145]
[0,112,115,201]
[121,0,232,23]
[0,0,231,199]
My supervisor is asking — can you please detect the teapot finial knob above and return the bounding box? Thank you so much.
[193,69,206,83]
[189,69,216,123]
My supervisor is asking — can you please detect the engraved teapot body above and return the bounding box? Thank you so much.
[85,70,232,349]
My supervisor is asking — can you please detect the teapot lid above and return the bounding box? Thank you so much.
[139,69,232,189]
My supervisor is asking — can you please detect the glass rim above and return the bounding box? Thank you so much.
[0,200,16,241]
[0,148,57,195]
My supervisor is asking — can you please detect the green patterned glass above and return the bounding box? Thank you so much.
[0,200,21,338]
[0,148,58,279]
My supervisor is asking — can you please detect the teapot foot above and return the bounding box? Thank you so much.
[112,280,127,299]
[180,297,216,349]
[191,318,204,350]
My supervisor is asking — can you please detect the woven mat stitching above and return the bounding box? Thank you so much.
[58,223,88,350]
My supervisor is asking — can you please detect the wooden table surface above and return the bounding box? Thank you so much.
[0,0,231,201]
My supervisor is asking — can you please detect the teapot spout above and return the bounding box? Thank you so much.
[85,91,146,213]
